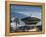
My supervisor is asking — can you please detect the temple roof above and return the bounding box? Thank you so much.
[21,17,40,24]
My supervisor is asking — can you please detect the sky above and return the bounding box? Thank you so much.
[11,5,42,19]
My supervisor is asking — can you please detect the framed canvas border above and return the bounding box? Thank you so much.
[5,1,45,36]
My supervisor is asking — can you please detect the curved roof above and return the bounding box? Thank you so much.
[21,17,40,24]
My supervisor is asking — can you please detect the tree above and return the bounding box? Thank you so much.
[14,17,20,29]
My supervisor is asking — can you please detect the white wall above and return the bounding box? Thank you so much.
[0,0,46,37]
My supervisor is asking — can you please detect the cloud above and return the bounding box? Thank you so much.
[16,11,41,19]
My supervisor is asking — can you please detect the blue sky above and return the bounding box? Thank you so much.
[11,5,42,19]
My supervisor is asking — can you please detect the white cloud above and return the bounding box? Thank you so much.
[16,11,41,19]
